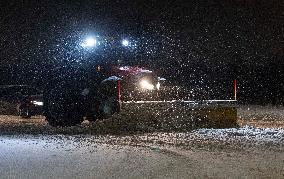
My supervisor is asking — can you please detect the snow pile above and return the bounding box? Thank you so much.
[101,126,284,151]
[138,126,284,145]
[2,126,283,153]
[195,125,284,142]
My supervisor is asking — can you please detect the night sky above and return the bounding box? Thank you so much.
[0,0,283,104]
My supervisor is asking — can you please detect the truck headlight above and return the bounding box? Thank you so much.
[140,80,154,90]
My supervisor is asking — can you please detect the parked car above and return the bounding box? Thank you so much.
[0,85,43,118]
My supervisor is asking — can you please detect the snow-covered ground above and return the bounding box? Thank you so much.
[0,105,283,178]
[0,135,189,179]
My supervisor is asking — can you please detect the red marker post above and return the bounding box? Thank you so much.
[117,80,122,112]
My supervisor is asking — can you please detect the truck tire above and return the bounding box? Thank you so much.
[85,97,120,121]
[44,87,84,127]
[97,80,121,119]
[98,96,120,118]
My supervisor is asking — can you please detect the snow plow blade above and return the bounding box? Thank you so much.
[119,100,238,132]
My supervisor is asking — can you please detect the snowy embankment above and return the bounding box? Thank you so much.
[0,104,283,151]
[2,125,283,155]
[195,125,284,142]
[86,125,284,152]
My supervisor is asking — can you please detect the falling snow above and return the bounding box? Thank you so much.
[0,1,283,178]
[0,1,283,104]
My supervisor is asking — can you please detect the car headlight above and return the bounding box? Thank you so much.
[32,101,44,106]
[140,80,154,90]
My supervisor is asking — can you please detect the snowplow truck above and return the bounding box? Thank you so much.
[43,64,238,129]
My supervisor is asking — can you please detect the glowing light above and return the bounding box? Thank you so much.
[32,101,44,106]
[140,80,154,90]
[81,37,97,48]
[122,39,129,46]
[156,82,160,90]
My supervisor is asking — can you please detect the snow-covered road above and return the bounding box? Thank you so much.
[0,135,193,179]
[0,134,283,179]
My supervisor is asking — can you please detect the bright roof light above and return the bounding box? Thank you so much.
[81,37,97,48]
[122,39,129,46]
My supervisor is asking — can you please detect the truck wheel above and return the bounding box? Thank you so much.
[44,88,84,127]
[98,96,120,119]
